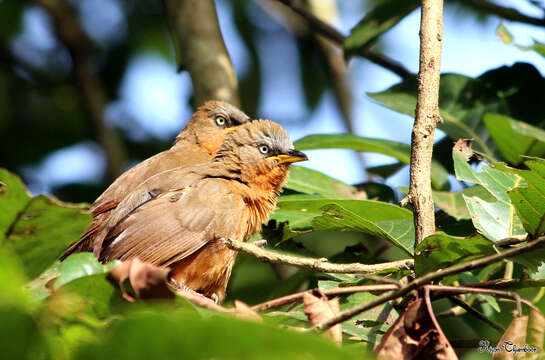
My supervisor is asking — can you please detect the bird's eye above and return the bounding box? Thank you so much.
[259,145,269,154]
[215,116,227,126]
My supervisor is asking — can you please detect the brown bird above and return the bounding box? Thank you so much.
[91,120,307,302]
[61,100,250,260]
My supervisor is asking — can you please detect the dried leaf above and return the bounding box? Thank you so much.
[493,315,528,359]
[528,308,545,351]
[108,258,173,302]
[375,298,457,360]
[234,300,262,322]
[453,138,474,161]
[303,291,342,344]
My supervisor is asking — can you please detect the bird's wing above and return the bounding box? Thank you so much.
[98,178,247,266]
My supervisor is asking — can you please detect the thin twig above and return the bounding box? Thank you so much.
[222,238,414,274]
[408,0,444,246]
[169,282,230,312]
[314,236,545,332]
[251,284,398,312]
[446,295,505,333]
[471,278,545,290]
[275,0,412,79]
[462,0,545,27]
[423,287,450,342]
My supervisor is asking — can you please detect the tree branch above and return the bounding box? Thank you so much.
[163,0,240,107]
[251,284,398,312]
[274,0,412,79]
[313,235,545,332]
[222,238,413,274]
[34,0,127,180]
[446,295,505,333]
[408,0,444,246]
[462,0,545,27]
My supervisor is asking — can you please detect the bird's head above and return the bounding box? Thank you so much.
[215,119,307,191]
[175,100,251,155]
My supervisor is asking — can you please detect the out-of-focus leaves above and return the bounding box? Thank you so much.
[0,168,92,278]
[484,113,545,165]
[303,291,342,344]
[344,0,419,56]
[433,185,495,221]
[271,195,415,254]
[367,162,405,179]
[493,316,528,359]
[414,233,495,276]
[452,150,526,242]
[294,134,449,190]
[368,63,545,157]
[0,247,31,309]
[0,0,24,38]
[74,310,362,360]
[497,22,545,59]
[356,182,395,203]
[375,298,457,360]
[285,165,360,198]
[495,159,545,237]
[0,307,50,360]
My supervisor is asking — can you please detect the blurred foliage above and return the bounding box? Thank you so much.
[2,0,545,358]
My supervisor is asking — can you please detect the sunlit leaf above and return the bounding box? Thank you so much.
[285,166,360,198]
[414,233,495,276]
[294,134,449,190]
[484,113,545,165]
[433,185,495,220]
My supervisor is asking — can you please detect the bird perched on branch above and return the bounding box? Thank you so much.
[61,100,250,260]
[91,120,307,302]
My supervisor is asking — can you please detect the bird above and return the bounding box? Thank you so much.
[61,100,250,260]
[90,120,307,302]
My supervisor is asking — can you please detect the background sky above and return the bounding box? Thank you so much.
[12,0,545,197]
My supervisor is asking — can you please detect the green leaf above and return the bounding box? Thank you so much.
[0,307,50,360]
[497,22,545,59]
[0,247,31,310]
[366,162,405,179]
[368,63,545,158]
[294,134,449,190]
[74,310,362,360]
[344,0,419,55]
[55,253,119,290]
[284,166,360,198]
[0,168,92,278]
[433,185,495,220]
[414,233,495,276]
[452,150,526,242]
[271,195,415,254]
[484,113,545,165]
[496,159,545,237]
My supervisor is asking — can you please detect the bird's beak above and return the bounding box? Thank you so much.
[268,149,308,164]
[226,126,238,131]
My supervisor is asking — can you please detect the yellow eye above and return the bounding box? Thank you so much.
[259,145,269,154]
[215,116,227,126]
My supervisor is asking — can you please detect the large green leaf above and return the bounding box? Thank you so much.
[452,150,526,242]
[496,159,545,237]
[497,22,545,59]
[0,168,92,278]
[484,113,545,165]
[75,310,362,360]
[414,233,495,276]
[270,195,415,254]
[368,63,545,157]
[284,165,360,198]
[55,253,119,290]
[433,185,495,220]
[344,0,419,55]
[294,134,449,190]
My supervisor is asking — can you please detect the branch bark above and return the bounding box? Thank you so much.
[313,235,545,332]
[34,0,127,180]
[163,0,240,107]
[407,0,444,246]
[274,0,412,79]
[222,238,413,274]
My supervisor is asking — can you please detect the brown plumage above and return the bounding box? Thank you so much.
[91,120,307,302]
[61,100,250,260]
